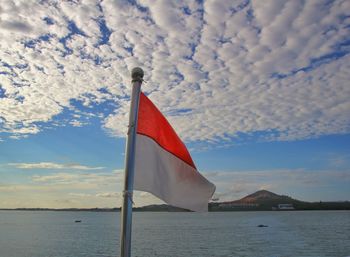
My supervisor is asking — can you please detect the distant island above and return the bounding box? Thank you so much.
[1,190,349,212]
[208,190,350,212]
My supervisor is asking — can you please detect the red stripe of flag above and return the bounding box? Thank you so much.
[137,92,196,169]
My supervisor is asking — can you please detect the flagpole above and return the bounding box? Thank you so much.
[120,67,144,257]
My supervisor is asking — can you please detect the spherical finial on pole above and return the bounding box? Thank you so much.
[131,67,144,83]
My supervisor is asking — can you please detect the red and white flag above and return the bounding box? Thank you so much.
[134,92,216,212]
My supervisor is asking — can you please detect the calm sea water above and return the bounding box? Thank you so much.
[0,211,349,257]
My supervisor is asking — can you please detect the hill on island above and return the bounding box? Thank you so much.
[230,189,301,205]
[208,190,350,211]
[208,190,302,211]
[232,190,293,203]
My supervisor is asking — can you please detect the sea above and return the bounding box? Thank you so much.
[0,210,349,257]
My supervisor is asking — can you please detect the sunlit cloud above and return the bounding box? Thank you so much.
[8,162,105,170]
[68,193,93,198]
[31,171,122,185]
[96,192,120,198]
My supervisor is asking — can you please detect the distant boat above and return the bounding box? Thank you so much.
[75,220,82,223]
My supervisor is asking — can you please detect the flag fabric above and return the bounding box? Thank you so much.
[133,92,216,212]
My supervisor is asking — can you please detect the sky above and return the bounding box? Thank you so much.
[0,0,349,208]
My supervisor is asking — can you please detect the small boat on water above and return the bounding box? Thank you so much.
[75,220,82,223]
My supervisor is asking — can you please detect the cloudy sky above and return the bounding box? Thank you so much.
[0,0,349,208]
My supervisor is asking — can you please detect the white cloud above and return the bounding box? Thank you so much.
[68,193,92,198]
[9,162,104,170]
[28,171,125,195]
[0,0,349,145]
[69,120,87,127]
[96,192,120,198]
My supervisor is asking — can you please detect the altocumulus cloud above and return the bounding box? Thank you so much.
[0,0,349,144]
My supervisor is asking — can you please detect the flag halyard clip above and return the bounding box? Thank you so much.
[123,190,134,205]
[127,122,135,135]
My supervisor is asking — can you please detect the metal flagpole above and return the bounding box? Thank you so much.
[120,67,144,257]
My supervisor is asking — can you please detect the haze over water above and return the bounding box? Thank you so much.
[1,211,349,257]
